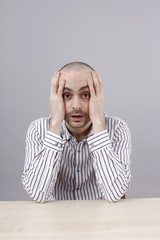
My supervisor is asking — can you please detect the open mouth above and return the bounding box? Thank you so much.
[70,115,84,121]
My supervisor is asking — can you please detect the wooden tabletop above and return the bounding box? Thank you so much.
[0,198,160,240]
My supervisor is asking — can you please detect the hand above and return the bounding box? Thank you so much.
[87,71,106,134]
[49,71,65,135]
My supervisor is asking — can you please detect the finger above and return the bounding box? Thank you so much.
[50,71,58,91]
[95,70,102,85]
[57,78,66,97]
[95,70,103,94]
[50,71,61,94]
[91,71,100,95]
[87,78,95,98]
[51,71,58,86]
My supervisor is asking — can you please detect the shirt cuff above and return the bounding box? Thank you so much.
[87,130,112,152]
[43,131,64,152]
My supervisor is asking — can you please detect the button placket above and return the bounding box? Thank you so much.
[76,144,81,172]
[73,143,82,198]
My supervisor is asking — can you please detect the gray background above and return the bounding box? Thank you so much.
[0,0,160,201]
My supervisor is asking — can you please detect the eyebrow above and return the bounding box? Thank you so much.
[63,85,89,92]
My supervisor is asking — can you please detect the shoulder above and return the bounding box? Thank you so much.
[104,112,131,133]
[28,116,50,128]
[26,116,50,140]
[104,113,131,147]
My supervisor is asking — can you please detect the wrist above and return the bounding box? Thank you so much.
[92,118,106,134]
[49,119,62,136]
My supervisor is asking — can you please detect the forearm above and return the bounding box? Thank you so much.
[93,148,131,202]
[22,148,60,202]
[22,126,64,203]
[87,121,132,202]
[92,117,106,134]
[49,118,62,136]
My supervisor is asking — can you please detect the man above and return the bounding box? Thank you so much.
[22,62,132,203]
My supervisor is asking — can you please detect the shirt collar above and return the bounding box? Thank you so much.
[61,121,71,140]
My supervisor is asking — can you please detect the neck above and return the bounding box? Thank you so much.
[66,121,92,142]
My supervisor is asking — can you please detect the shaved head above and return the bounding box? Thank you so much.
[59,61,93,88]
[59,61,94,72]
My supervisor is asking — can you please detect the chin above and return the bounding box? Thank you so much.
[65,119,91,129]
[67,122,87,129]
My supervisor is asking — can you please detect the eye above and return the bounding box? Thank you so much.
[83,92,90,98]
[63,93,71,99]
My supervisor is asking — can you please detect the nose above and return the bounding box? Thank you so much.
[72,96,82,110]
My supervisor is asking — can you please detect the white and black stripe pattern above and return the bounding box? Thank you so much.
[22,113,132,203]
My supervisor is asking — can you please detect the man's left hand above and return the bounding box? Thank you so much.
[87,71,106,134]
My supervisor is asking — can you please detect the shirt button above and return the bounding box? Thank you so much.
[78,150,80,153]
[77,169,80,172]
[76,188,79,191]
[57,143,61,147]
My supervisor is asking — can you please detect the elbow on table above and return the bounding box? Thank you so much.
[31,193,49,203]
[22,179,48,203]
[22,185,48,203]
[104,193,126,203]
[32,198,47,204]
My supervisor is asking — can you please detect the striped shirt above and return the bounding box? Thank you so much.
[22,113,132,203]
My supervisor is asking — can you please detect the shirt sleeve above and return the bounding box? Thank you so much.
[21,120,64,203]
[87,119,132,202]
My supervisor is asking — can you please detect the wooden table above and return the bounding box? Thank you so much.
[0,198,160,240]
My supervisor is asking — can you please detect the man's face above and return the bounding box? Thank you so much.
[60,68,92,131]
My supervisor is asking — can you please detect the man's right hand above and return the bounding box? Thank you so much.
[49,71,66,136]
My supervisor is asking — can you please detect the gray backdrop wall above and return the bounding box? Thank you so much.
[0,0,160,200]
